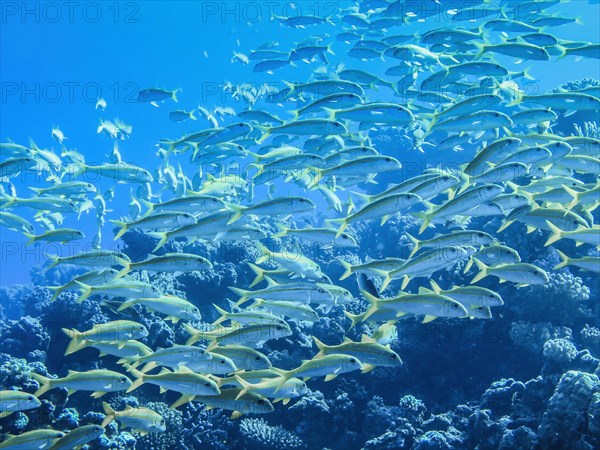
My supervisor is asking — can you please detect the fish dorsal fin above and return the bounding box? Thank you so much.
[158,368,171,375]
[360,335,376,344]
[67,370,78,375]
[418,286,434,294]
[342,337,353,344]
[178,366,193,373]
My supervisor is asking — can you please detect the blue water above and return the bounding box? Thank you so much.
[1,1,600,449]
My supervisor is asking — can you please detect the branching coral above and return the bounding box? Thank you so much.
[239,418,306,450]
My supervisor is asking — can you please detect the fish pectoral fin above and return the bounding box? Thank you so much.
[422,315,437,324]
[159,387,168,394]
[324,374,338,381]
[361,364,376,373]
[231,411,243,420]
[526,226,536,234]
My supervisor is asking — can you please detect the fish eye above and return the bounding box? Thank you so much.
[341,234,349,239]
[573,221,578,224]
[204,382,211,387]
[94,426,101,432]
[27,395,34,401]
[139,326,145,332]
[257,399,265,404]
[477,233,485,238]
[212,198,218,202]
[390,354,397,359]
[384,157,392,162]
[119,377,127,383]
[349,358,357,364]
[160,419,165,424]
[533,271,539,275]
[254,356,261,361]
[452,303,459,309]
[489,294,495,298]
[302,383,307,388]
[318,289,326,294]
[219,359,226,365]
[56,433,63,438]
[276,325,283,331]
[494,113,500,117]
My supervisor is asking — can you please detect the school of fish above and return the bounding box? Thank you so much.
[1,0,599,447]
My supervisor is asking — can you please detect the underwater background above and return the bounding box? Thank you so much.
[1,1,600,449]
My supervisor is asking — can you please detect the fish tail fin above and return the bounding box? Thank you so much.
[247,263,265,288]
[254,242,271,264]
[46,254,60,269]
[101,401,116,427]
[343,310,362,330]
[0,194,16,208]
[405,232,420,257]
[334,219,349,238]
[31,373,53,397]
[125,369,145,393]
[172,88,181,102]
[110,220,128,240]
[288,109,300,121]
[379,271,393,292]
[74,280,92,303]
[117,299,137,311]
[152,232,169,252]
[212,303,228,325]
[229,286,250,305]
[312,336,327,357]
[115,263,131,279]
[470,259,489,284]
[497,219,514,233]
[321,107,337,120]
[255,125,271,144]
[234,375,252,399]
[561,184,580,212]
[473,41,486,59]
[338,260,353,280]
[46,285,63,302]
[412,211,432,235]
[139,199,155,216]
[226,203,245,225]
[272,370,291,394]
[544,220,564,247]
[306,168,324,189]
[554,249,570,269]
[23,232,35,246]
[62,327,83,355]
[271,223,288,239]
